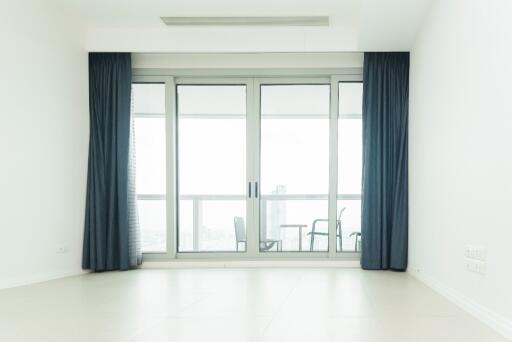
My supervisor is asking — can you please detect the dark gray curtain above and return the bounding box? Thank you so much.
[361,52,409,271]
[83,52,141,271]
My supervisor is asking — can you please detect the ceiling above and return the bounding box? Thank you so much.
[59,0,360,29]
[56,0,433,52]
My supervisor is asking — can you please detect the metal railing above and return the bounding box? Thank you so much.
[136,193,361,251]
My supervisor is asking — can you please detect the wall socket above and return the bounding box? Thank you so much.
[464,245,486,275]
[464,245,486,261]
[465,259,486,274]
[57,245,69,254]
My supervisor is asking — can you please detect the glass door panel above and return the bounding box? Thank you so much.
[132,83,167,253]
[337,82,363,252]
[259,84,331,252]
[177,85,247,252]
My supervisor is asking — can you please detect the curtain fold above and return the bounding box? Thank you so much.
[361,52,409,271]
[82,52,141,271]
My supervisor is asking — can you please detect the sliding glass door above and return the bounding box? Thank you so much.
[136,73,364,258]
[259,83,331,252]
[176,83,249,252]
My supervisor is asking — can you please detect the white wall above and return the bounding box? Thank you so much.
[132,52,363,69]
[0,0,89,289]
[86,27,360,53]
[409,0,512,338]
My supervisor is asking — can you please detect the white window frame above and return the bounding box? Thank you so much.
[132,69,362,261]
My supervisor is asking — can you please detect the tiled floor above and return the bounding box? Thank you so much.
[0,268,507,342]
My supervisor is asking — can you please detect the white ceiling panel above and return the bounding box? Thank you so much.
[54,0,433,51]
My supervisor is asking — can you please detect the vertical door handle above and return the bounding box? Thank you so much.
[248,182,252,198]
[255,182,258,198]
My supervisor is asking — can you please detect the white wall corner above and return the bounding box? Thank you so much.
[0,270,90,291]
[410,270,512,340]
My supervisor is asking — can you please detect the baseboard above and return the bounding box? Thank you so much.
[0,269,89,290]
[141,259,360,269]
[410,270,512,340]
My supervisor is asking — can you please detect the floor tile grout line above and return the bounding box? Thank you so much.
[123,291,215,341]
[256,274,305,342]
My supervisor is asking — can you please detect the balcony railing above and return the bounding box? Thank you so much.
[136,193,361,252]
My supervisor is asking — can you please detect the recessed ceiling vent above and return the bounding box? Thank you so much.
[160,16,329,27]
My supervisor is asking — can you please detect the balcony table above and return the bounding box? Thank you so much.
[279,224,308,251]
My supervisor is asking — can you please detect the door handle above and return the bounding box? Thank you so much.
[255,182,258,198]
[248,182,252,198]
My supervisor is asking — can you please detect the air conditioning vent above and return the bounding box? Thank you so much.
[160,16,329,27]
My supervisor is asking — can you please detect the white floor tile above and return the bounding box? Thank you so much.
[0,268,507,342]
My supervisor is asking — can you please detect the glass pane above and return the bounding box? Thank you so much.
[261,199,328,252]
[336,199,361,252]
[179,200,246,252]
[177,200,194,251]
[132,82,167,254]
[337,82,363,252]
[261,85,330,116]
[178,85,246,115]
[132,83,165,114]
[177,85,247,252]
[339,82,363,115]
[178,119,245,195]
[338,119,362,194]
[134,117,166,195]
[260,84,330,252]
[138,199,166,252]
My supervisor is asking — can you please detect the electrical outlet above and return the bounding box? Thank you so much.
[464,245,472,259]
[465,259,486,275]
[464,245,487,275]
[476,247,486,262]
[464,245,487,261]
[478,262,486,274]
[57,246,69,254]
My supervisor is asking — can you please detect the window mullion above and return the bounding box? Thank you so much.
[165,76,176,259]
[328,76,339,258]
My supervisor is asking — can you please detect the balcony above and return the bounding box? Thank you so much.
[137,193,361,254]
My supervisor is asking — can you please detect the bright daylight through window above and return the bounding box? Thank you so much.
[177,85,247,252]
[132,78,362,255]
[132,83,167,253]
[337,82,362,252]
[260,84,330,252]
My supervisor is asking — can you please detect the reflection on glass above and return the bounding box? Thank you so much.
[260,84,330,252]
[177,85,247,252]
[337,82,363,252]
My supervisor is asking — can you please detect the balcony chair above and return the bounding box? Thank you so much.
[307,207,347,251]
[234,216,282,252]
